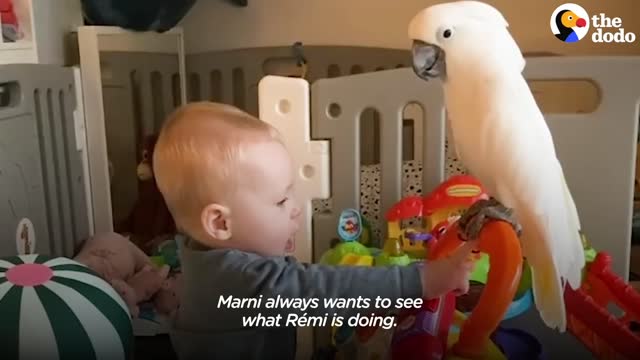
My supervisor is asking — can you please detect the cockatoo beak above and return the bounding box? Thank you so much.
[411,40,446,81]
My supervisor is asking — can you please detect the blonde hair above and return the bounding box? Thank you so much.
[153,101,280,237]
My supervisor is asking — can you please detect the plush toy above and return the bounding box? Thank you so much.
[116,134,176,255]
[74,231,151,281]
[74,231,170,318]
[153,272,183,317]
[112,264,170,317]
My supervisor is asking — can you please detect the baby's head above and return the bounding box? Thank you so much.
[153,102,301,256]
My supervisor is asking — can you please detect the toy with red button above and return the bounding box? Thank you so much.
[0,0,21,42]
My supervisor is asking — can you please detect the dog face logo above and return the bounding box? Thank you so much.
[550,3,590,43]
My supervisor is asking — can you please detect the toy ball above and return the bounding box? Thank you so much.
[0,254,133,359]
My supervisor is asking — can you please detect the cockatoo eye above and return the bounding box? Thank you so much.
[443,29,453,39]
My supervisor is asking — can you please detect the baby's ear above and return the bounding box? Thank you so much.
[201,203,232,241]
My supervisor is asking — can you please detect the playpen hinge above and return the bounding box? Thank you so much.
[292,41,308,79]
[73,108,86,152]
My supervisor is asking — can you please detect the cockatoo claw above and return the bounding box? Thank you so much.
[457,197,522,241]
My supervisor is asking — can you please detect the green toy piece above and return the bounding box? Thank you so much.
[468,252,530,300]
[151,239,180,271]
[375,237,412,266]
[469,253,490,284]
[150,256,166,268]
[358,216,374,246]
[319,241,371,265]
[515,261,532,299]
[582,232,597,263]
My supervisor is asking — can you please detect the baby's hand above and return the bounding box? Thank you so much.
[421,241,478,299]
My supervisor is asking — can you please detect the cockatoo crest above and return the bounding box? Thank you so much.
[455,1,509,27]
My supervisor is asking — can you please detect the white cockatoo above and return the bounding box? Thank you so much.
[408,1,585,332]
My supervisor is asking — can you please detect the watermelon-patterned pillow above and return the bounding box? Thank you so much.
[0,254,133,359]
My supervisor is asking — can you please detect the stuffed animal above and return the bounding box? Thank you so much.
[111,264,170,317]
[74,232,170,318]
[153,273,183,317]
[74,232,151,282]
[116,134,176,255]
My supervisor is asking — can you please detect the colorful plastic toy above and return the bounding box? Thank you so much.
[382,175,535,322]
[430,220,525,359]
[385,175,489,258]
[320,209,375,266]
[565,251,640,359]
[0,0,22,42]
[358,215,374,247]
[151,238,180,271]
[391,293,457,360]
[390,212,531,360]
[386,196,426,257]
[422,175,489,231]
[327,173,640,359]
[376,237,412,266]
[463,253,534,321]
[338,208,362,242]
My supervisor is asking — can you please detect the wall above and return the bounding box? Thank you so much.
[181,0,640,55]
[31,0,84,65]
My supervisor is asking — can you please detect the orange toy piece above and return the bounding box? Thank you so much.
[565,252,640,359]
[429,220,523,359]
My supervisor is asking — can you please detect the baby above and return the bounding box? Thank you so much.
[153,102,476,360]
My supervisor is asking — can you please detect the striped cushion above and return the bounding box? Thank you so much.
[0,254,132,360]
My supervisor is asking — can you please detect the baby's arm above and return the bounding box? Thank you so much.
[235,252,423,318]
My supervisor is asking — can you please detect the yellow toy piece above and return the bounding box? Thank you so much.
[447,311,506,360]
[387,220,402,242]
[339,253,374,266]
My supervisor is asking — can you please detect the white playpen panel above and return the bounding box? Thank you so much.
[0,64,89,258]
[258,76,330,264]
[310,68,446,259]
[78,26,186,235]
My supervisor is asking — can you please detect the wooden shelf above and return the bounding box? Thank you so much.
[0,41,31,50]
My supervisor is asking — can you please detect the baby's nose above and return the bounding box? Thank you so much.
[291,206,301,219]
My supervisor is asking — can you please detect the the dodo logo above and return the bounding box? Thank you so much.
[550,3,589,43]
[551,3,637,44]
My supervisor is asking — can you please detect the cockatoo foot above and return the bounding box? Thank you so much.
[457,197,522,241]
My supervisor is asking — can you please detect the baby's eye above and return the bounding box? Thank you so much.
[277,197,288,206]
